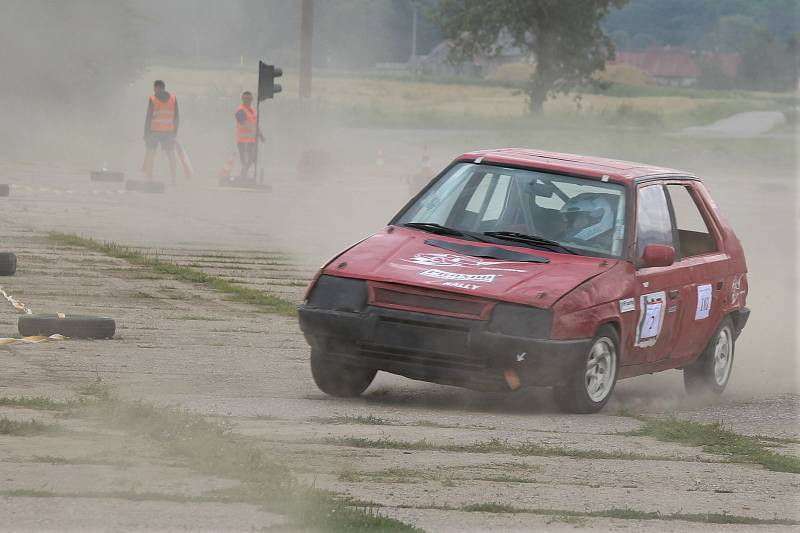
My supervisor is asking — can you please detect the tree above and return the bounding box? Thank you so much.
[433,0,628,114]
[738,27,797,91]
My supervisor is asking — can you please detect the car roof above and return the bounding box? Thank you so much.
[457,148,696,183]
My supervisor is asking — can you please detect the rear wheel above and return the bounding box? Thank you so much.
[684,317,734,396]
[310,348,376,397]
[553,325,619,414]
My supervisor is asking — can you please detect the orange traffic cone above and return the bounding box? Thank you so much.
[218,149,237,178]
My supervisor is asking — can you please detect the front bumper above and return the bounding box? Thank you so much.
[298,305,591,392]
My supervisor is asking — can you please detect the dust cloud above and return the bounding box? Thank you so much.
[0,0,795,402]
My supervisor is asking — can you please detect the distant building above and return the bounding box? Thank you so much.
[613,49,740,87]
[419,31,531,78]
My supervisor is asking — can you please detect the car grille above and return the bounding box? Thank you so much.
[358,342,485,372]
[368,282,494,320]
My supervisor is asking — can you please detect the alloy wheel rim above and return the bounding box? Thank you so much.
[713,326,733,386]
[585,337,617,402]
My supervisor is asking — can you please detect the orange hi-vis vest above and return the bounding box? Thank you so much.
[149,94,176,132]
[236,104,257,144]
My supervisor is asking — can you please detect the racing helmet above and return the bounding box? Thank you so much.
[560,194,614,241]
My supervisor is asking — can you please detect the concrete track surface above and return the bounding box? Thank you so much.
[0,156,796,532]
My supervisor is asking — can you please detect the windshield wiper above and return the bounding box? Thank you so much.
[483,231,578,255]
[402,223,493,243]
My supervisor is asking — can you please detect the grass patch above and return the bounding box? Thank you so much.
[29,455,135,467]
[408,502,799,525]
[315,415,390,426]
[47,232,297,317]
[170,315,227,321]
[0,396,75,411]
[632,417,800,474]
[70,385,419,532]
[472,474,536,484]
[0,417,59,436]
[322,436,657,461]
[0,488,239,504]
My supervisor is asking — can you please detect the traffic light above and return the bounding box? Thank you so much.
[258,61,283,101]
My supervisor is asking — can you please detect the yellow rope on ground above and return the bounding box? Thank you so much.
[0,286,32,314]
[0,334,65,346]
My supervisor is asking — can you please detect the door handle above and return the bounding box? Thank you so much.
[668,289,679,300]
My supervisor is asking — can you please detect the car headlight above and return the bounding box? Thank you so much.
[488,303,553,339]
[307,275,368,312]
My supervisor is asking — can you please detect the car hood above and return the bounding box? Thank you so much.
[322,227,618,308]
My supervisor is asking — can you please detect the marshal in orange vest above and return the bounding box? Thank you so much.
[236,104,257,144]
[149,94,177,133]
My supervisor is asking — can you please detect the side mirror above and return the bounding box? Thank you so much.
[641,244,675,268]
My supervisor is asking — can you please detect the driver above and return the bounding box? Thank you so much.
[559,195,615,249]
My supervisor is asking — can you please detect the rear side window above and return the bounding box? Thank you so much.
[636,185,673,258]
[666,184,718,257]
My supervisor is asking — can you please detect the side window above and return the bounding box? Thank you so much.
[666,184,718,257]
[636,185,673,258]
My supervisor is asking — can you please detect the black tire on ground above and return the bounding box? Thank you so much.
[125,180,165,194]
[19,314,116,339]
[0,184,9,197]
[90,170,125,182]
[0,252,16,276]
[553,325,620,414]
[683,317,735,396]
[310,348,376,397]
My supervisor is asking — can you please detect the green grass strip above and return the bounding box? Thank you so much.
[47,232,298,317]
[73,386,419,532]
[0,417,59,436]
[322,436,662,461]
[0,396,77,411]
[631,417,800,474]
[452,503,798,525]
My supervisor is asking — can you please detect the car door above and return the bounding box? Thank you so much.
[628,183,686,364]
[663,181,728,360]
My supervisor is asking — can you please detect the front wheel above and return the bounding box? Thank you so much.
[310,348,376,397]
[553,325,619,414]
[683,317,735,396]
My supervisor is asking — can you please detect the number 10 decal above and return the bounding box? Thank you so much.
[636,291,666,347]
[695,283,712,320]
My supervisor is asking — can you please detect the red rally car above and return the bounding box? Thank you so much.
[299,149,750,413]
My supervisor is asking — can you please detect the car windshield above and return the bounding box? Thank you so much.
[395,163,627,258]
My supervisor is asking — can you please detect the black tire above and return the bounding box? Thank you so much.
[125,180,165,194]
[19,314,116,339]
[553,325,619,414]
[0,252,16,276]
[0,184,9,197]
[684,317,735,396]
[310,348,376,397]
[90,170,125,182]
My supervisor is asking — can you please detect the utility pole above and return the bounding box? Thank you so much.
[300,0,313,99]
[410,0,418,80]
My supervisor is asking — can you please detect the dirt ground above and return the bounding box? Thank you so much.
[0,125,796,531]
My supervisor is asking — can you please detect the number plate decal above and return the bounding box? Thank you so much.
[636,291,666,347]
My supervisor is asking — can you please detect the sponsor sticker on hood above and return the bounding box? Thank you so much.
[419,269,496,283]
[402,252,527,273]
